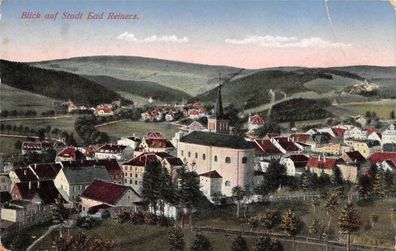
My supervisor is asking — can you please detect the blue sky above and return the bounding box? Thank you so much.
[0,0,394,68]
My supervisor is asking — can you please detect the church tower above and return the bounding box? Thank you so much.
[208,74,230,134]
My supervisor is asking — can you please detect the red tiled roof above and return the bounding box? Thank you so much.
[250,114,265,125]
[145,139,174,148]
[13,168,38,182]
[368,152,396,164]
[345,151,366,163]
[82,180,137,205]
[290,133,310,143]
[96,107,113,113]
[199,170,222,178]
[12,180,63,204]
[61,159,123,175]
[144,132,164,139]
[29,163,62,180]
[307,157,338,170]
[122,153,160,166]
[331,128,345,137]
[165,157,184,166]
[275,137,300,152]
[288,155,309,168]
[254,140,282,155]
[57,147,85,160]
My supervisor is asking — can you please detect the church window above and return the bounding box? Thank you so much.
[242,157,248,164]
[225,181,231,187]
[225,157,231,163]
[214,155,218,162]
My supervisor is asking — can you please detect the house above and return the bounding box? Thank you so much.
[307,156,338,176]
[280,154,309,176]
[162,156,185,179]
[9,168,38,185]
[248,114,265,132]
[313,143,341,155]
[81,180,141,217]
[95,144,132,161]
[382,123,396,146]
[344,127,367,140]
[165,112,174,122]
[344,139,381,158]
[253,139,283,160]
[341,151,366,165]
[21,141,52,155]
[94,107,114,117]
[9,163,62,185]
[11,180,63,205]
[60,159,124,185]
[121,152,174,192]
[117,136,141,150]
[56,147,86,162]
[54,165,111,202]
[177,131,255,196]
[271,137,302,153]
[367,131,382,145]
[0,174,11,192]
[187,121,207,133]
[368,151,396,167]
[1,200,44,227]
[138,137,175,154]
[377,160,396,172]
[199,170,222,203]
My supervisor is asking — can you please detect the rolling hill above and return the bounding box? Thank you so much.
[32,56,244,96]
[83,75,192,103]
[0,60,121,106]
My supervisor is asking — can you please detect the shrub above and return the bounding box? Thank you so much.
[144,212,158,225]
[130,211,145,225]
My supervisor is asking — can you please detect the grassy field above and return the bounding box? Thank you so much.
[1,116,77,134]
[303,74,361,94]
[97,120,180,139]
[0,84,58,113]
[33,220,346,251]
[339,99,396,119]
[0,135,24,155]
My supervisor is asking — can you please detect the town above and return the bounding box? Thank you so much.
[1,78,396,251]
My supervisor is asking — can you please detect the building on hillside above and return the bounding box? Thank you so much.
[1,200,44,228]
[54,165,111,202]
[199,171,222,202]
[9,163,62,187]
[253,139,284,161]
[178,131,255,196]
[307,155,338,176]
[187,121,207,133]
[0,174,11,192]
[138,137,175,154]
[21,141,52,155]
[95,144,132,161]
[382,123,396,146]
[280,154,309,176]
[271,137,302,153]
[368,151,396,168]
[94,107,114,117]
[344,127,367,140]
[313,143,341,155]
[248,114,265,132]
[207,82,230,134]
[368,131,382,145]
[81,180,141,217]
[341,151,366,165]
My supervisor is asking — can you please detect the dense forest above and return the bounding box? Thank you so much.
[0,60,121,106]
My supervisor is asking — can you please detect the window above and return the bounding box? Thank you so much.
[203,154,206,160]
[130,173,133,177]
[225,157,231,163]
[135,173,138,178]
[135,180,138,185]
[225,181,231,187]
[181,150,184,156]
[188,152,191,157]
[195,152,198,158]
[125,178,127,183]
[214,155,218,162]
[242,157,247,164]
[130,180,132,184]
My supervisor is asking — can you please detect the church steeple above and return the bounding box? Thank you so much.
[215,73,224,119]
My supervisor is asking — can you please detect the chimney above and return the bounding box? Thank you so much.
[34,163,37,169]
[323,154,326,162]
[37,181,40,189]
[318,155,321,161]
[29,181,31,190]
[24,170,27,175]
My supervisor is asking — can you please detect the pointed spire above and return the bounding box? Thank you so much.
[215,73,224,119]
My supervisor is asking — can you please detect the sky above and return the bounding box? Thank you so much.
[0,0,395,68]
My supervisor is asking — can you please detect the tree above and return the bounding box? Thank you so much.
[54,232,114,251]
[254,236,272,251]
[49,197,69,224]
[231,235,249,251]
[300,168,314,191]
[356,174,372,199]
[369,214,379,229]
[248,216,259,230]
[168,227,184,251]
[211,192,225,206]
[142,160,162,213]
[390,110,395,119]
[37,128,46,141]
[338,202,362,251]
[191,233,212,251]
[331,166,343,187]
[260,210,280,233]
[255,160,287,196]
[178,169,201,225]
[384,170,394,197]
[373,168,386,198]
[281,210,301,251]
[232,186,246,218]
[14,140,22,150]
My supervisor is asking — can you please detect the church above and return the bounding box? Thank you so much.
[177,81,255,197]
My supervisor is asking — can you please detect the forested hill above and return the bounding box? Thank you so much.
[0,59,121,106]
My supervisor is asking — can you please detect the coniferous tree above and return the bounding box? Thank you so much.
[191,233,212,251]
[373,168,386,198]
[331,166,343,187]
[309,218,321,237]
[300,168,313,191]
[168,227,184,251]
[142,160,162,212]
[231,235,249,251]
[384,170,394,197]
[338,202,362,251]
[254,236,271,251]
[356,174,372,199]
[281,210,301,251]
[49,197,69,224]
[178,169,201,225]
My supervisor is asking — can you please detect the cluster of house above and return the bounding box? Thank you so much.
[63,99,122,117]
[1,83,396,235]
[141,101,208,122]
